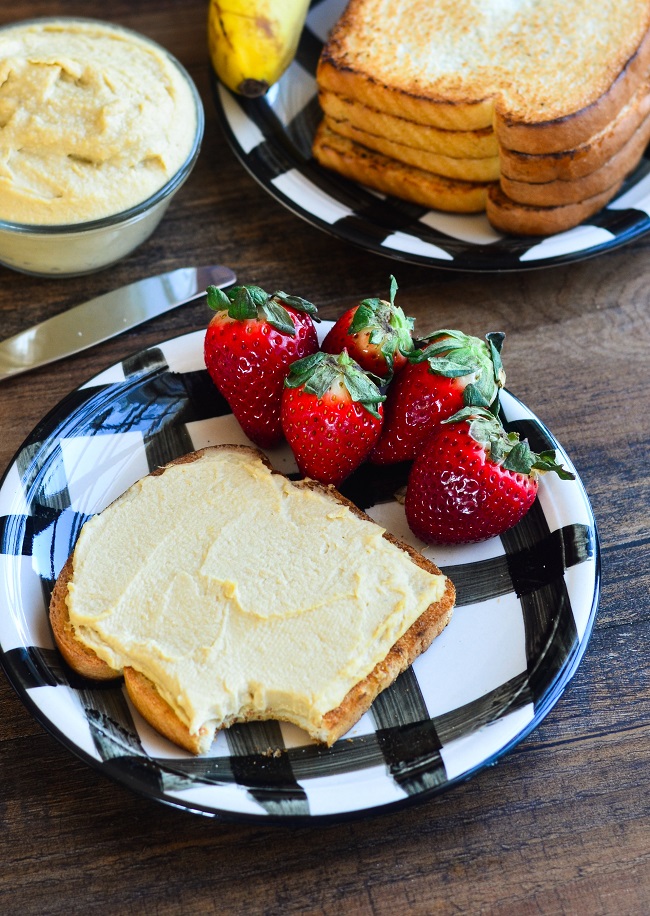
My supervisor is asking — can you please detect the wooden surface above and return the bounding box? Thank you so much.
[0,3,648,914]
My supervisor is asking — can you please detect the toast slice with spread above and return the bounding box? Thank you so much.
[49,445,455,755]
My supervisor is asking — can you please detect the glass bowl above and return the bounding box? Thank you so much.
[0,18,205,277]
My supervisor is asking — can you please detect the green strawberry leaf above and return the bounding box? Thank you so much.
[272,291,319,317]
[486,331,505,355]
[228,285,260,320]
[342,364,385,419]
[445,407,575,481]
[244,286,270,307]
[532,450,576,480]
[462,381,492,408]
[380,338,396,374]
[206,285,232,311]
[388,274,398,307]
[501,439,536,474]
[417,329,467,349]
[349,299,381,333]
[425,355,479,377]
[284,351,385,419]
[208,284,318,336]
[260,297,297,335]
[284,351,324,389]
[486,332,506,386]
[443,405,493,425]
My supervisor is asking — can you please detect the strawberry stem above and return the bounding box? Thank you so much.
[347,276,414,376]
[206,284,318,335]
[444,406,575,480]
[409,329,505,414]
[284,350,385,419]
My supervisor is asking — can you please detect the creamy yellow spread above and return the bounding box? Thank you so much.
[66,449,446,741]
[0,19,198,225]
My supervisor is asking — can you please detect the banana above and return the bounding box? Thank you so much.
[208,0,311,98]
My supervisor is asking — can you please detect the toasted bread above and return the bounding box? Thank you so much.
[49,445,455,755]
[319,89,499,159]
[499,80,650,183]
[323,115,500,181]
[312,121,492,212]
[499,109,650,207]
[485,181,624,236]
[318,0,650,153]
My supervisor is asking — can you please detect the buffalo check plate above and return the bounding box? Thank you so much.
[212,0,650,272]
[0,326,600,821]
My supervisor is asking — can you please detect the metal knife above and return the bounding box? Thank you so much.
[0,264,236,383]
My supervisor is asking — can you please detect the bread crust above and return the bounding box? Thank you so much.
[49,445,455,754]
[312,121,491,213]
[311,118,637,234]
[500,80,650,183]
[324,116,500,182]
[499,111,650,207]
[485,181,624,236]
[319,89,499,159]
[317,41,495,131]
[49,556,117,680]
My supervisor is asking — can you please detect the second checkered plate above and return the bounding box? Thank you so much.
[0,327,600,822]
[212,0,650,271]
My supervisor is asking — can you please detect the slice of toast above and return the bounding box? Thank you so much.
[499,109,650,207]
[323,115,500,181]
[485,181,624,236]
[49,445,455,755]
[312,121,492,213]
[318,0,650,153]
[499,79,650,183]
[319,89,499,159]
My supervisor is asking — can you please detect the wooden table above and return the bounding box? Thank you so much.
[0,3,648,913]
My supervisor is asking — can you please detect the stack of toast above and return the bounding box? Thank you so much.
[312,0,650,235]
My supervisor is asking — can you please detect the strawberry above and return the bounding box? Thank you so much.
[281,350,385,486]
[321,276,414,378]
[204,284,319,448]
[370,329,506,465]
[404,407,574,544]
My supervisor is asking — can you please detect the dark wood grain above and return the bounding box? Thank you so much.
[0,3,648,914]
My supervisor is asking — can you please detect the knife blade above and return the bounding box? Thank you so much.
[0,264,236,383]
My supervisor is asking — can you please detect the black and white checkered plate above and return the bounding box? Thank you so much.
[0,326,600,821]
[212,0,650,272]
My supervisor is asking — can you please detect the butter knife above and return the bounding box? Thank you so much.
[0,264,236,383]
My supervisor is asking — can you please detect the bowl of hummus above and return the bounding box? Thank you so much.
[0,17,204,276]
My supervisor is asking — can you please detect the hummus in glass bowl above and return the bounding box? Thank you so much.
[0,17,204,276]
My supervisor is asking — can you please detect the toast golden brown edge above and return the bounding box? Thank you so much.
[499,107,650,207]
[485,180,625,236]
[499,78,650,183]
[48,445,456,755]
[312,121,492,213]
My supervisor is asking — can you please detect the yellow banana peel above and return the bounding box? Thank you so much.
[208,0,311,98]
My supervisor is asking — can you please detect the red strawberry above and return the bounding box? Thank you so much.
[204,284,319,448]
[321,276,414,378]
[281,350,385,486]
[370,329,506,465]
[404,407,574,544]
